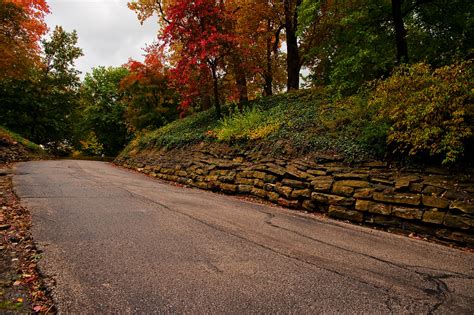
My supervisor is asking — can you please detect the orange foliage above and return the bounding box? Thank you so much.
[0,0,49,79]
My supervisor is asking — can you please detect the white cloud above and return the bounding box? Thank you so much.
[44,0,158,77]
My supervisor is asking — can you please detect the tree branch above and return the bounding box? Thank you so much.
[402,0,433,18]
[273,25,285,53]
[157,1,171,24]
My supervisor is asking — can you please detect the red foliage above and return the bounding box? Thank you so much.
[7,0,49,51]
[1,0,49,79]
[121,47,168,87]
[158,0,237,110]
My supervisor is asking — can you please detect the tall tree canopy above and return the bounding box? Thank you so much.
[78,66,130,156]
[0,0,49,79]
[0,25,83,147]
[120,53,178,131]
[298,0,474,93]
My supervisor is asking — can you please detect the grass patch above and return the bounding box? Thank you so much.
[0,126,43,153]
[120,87,389,162]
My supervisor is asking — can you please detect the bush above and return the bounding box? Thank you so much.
[214,106,281,142]
[80,132,104,156]
[370,61,473,164]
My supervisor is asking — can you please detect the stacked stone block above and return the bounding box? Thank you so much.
[116,148,474,246]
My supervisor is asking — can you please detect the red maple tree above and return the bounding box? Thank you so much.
[158,0,237,116]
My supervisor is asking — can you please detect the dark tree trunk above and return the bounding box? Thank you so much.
[264,20,273,96]
[284,0,302,91]
[392,0,409,63]
[235,73,248,111]
[201,94,212,111]
[231,55,248,111]
[210,62,221,118]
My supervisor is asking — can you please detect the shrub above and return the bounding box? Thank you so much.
[80,132,104,156]
[214,106,281,142]
[370,61,473,164]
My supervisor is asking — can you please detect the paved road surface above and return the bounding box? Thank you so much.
[14,160,474,313]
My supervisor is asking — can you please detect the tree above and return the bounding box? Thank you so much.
[158,0,237,116]
[391,0,409,63]
[120,53,178,132]
[79,66,130,156]
[230,0,286,97]
[0,0,49,79]
[298,0,473,93]
[42,25,83,86]
[0,26,83,147]
[283,0,302,90]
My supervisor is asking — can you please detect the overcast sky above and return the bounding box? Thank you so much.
[45,0,158,77]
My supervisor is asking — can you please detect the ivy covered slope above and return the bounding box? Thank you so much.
[0,127,48,164]
[119,61,473,167]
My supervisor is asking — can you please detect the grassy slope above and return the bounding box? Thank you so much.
[121,88,388,162]
[0,126,48,162]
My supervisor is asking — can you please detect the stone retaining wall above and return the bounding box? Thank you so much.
[116,145,474,246]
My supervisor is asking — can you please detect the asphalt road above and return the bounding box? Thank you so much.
[13,160,474,314]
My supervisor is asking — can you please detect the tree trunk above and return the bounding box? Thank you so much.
[264,20,273,96]
[210,62,221,118]
[284,0,301,90]
[231,54,248,111]
[392,0,409,63]
[201,94,212,111]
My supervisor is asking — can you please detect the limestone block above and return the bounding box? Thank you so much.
[235,178,254,185]
[281,178,306,188]
[422,210,446,224]
[331,184,354,197]
[373,191,421,206]
[328,206,363,222]
[263,183,276,191]
[422,195,450,209]
[263,174,277,183]
[312,192,354,206]
[365,214,402,228]
[450,201,474,215]
[444,214,474,230]
[238,185,253,193]
[275,185,293,199]
[291,189,312,199]
[334,173,369,180]
[353,188,374,199]
[302,199,316,211]
[391,206,423,220]
[306,169,327,176]
[355,200,392,215]
[335,180,370,188]
[266,191,279,202]
[311,178,333,192]
[251,187,266,198]
[278,198,300,209]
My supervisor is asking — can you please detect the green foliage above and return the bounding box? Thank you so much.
[78,66,130,156]
[42,26,83,87]
[0,26,83,148]
[133,109,221,151]
[405,0,474,67]
[79,132,104,156]
[124,88,388,162]
[120,65,179,132]
[299,0,474,95]
[0,126,43,152]
[370,61,473,164]
[298,1,394,94]
[213,106,282,142]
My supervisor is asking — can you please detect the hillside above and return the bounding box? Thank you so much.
[119,60,473,167]
[0,127,48,164]
[120,89,386,163]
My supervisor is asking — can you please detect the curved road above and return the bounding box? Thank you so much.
[14,160,474,313]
